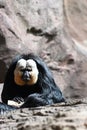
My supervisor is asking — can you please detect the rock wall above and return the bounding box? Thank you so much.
[0,0,87,98]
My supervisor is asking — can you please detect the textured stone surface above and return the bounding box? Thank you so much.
[0,103,87,130]
[0,0,87,98]
[0,0,87,129]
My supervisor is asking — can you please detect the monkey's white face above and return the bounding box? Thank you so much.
[14,59,39,86]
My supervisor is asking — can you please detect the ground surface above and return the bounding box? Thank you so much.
[0,103,87,130]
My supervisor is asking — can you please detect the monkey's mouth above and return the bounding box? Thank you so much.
[22,74,31,82]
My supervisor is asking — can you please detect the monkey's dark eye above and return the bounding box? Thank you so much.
[20,69,25,72]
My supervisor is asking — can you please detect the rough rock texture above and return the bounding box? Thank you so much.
[0,0,87,98]
[0,103,87,130]
[0,0,87,129]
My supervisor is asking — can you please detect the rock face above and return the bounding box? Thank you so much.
[0,0,87,98]
[1,0,87,129]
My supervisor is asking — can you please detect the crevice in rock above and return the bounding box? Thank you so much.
[0,32,6,45]
[41,32,57,42]
[26,27,42,36]
[8,28,20,39]
[0,5,5,8]
[26,27,57,42]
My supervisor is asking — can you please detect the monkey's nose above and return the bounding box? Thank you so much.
[22,71,30,82]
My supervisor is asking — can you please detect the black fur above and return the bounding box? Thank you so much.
[1,53,65,112]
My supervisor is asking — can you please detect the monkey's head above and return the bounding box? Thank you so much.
[5,53,52,88]
[14,58,39,86]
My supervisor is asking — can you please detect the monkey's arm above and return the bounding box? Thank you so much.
[20,95,87,108]
[20,88,65,108]
[20,93,50,108]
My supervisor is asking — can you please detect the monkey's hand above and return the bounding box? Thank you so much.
[8,97,24,107]
[13,97,24,104]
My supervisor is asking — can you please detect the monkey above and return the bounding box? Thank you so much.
[1,53,65,111]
